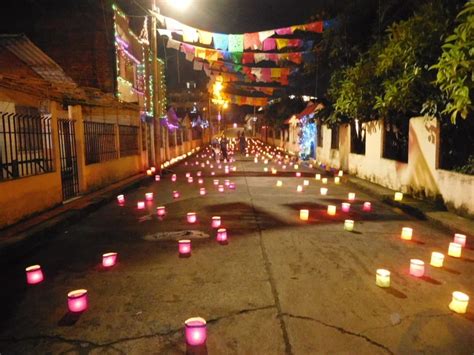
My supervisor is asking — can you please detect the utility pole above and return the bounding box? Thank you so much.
[150,0,161,171]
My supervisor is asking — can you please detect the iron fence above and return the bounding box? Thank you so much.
[119,125,139,157]
[0,111,53,180]
[84,121,117,165]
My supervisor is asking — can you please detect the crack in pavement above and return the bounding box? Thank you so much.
[240,159,293,355]
[283,312,394,354]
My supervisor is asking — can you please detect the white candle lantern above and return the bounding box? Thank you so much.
[448,242,462,258]
[211,171,215,176]
[212,216,221,228]
[341,203,351,212]
[297,185,303,193]
[282,165,287,170]
[348,192,356,201]
[320,187,328,195]
[254,157,258,163]
[137,201,145,210]
[263,167,268,172]
[344,219,354,231]
[26,265,44,285]
[196,171,202,177]
[394,192,403,201]
[401,227,413,241]
[185,317,207,346]
[376,269,390,288]
[217,228,228,244]
[409,259,425,277]
[453,233,466,247]
[276,180,283,187]
[315,174,321,180]
[327,205,336,216]
[294,164,299,170]
[449,291,469,314]
[300,209,309,221]
[338,170,343,177]
[187,212,197,224]
[145,192,153,201]
[102,252,118,268]
[430,252,444,268]
[179,239,191,256]
[322,178,328,184]
[363,202,372,212]
[303,180,309,186]
[67,289,88,313]
[334,177,340,184]
[186,172,191,178]
[150,167,156,173]
[157,206,166,216]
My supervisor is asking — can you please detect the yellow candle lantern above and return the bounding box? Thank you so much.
[294,164,299,170]
[271,168,277,174]
[303,180,309,186]
[344,219,354,231]
[448,242,462,258]
[276,180,283,187]
[327,205,336,216]
[320,187,328,195]
[348,192,356,201]
[315,174,321,180]
[263,167,268,172]
[449,291,469,314]
[338,170,343,177]
[322,178,328,184]
[401,227,413,241]
[394,192,403,201]
[296,185,303,193]
[334,177,340,184]
[376,269,390,288]
[300,209,309,221]
[430,252,444,268]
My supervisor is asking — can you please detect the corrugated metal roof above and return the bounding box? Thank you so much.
[0,34,76,87]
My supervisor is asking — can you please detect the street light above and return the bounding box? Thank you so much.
[168,0,192,10]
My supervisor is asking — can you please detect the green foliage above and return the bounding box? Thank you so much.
[263,97,306,128]
[432,0,474,122]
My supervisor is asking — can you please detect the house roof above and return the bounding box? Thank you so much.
[0,34,76,87]
[283,102,322,124]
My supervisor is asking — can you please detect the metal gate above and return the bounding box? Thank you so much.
[58,119,79,200]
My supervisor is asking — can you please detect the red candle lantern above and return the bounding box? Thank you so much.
[186,172,191,178]
[185,317,207,346]
[173,191,180,199]
[116,194,125,204]
[212,216,221,228]
[67,289,88,313]
[26,265,44,285]
[217,228,228,244]
[179,239,191,256]
[102,252,118,268]
[295,172,301,177]
[187,212,197,224]
[409,259,425,277]
[363,202,371,212]
[145,192,153,201]
[157,206,166,216]
[137,201,145,210]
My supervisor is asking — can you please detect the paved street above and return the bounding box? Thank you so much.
[1,140,473,354]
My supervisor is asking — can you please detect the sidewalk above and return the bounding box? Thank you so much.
[0,173,151,261]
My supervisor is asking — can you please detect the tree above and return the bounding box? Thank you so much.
[432,0,474,122]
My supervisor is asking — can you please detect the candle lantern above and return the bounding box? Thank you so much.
[171,174,177,182]
[449,291,469,314]
[254,158,258,163]
[295,172,301,177]
[363,202,372,212]
[157,206,166,216]
[394,192,403,201]
[430,252,444,268]
[155,175,161,182]
[454,233,466,247]
[294,164,299,170]
[300,209,309,221]
[146,169,152,176]
[263,167,268,172]
[448,242,462,258]
[145,192,153,201]
[401,227,413,241]
[197,171,202,177]
[327,205,336,216]
[26,265,44,285]
[212,216,221,228]
[224,180,230,186]
[186,172,191,178]
[376,269,390,288]
[137,201,145,210]
[67,289,88,313]
[179,240,192,256]
[187,212,197,224]
[344,219,354,231]
[341,203,351,212]
[199,188,206,196]
[102,252,118,268]
[303,180,309,186]
[320,187,328,195]
[213,179,219,186]
[217,228,228,244]
[271,168,277,174]
[297,185,303,193]
[198,178,204,184]
[315,174,321,180]
[211,171,215,176]
[348,192,356,201]
[150,167,156,173]
[276,180,283,187]
[334,177,340,184]
[117,194,125,204]
[173,191,180,199]
[188,177,194,183]
[218,185,225,192]
[338,170,343,177]
[322,178,328,184]
[229,182,236,190]
[184,317,207,346]
[282,165,287,170]
[409,259,425,277]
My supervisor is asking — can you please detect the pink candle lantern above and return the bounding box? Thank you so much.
[186,172,191,178]
[185,317,207,346]
[145,192,153,201]
[102,252,118,268]
[210,164,214,169]
[26,265,44,285]
[171,174,177,182]
[295,172,301,177]
[341,203,351,212]
[229,182,236,190]
[198,178,204,184]
[218,185,225,193]
[137,201,145,210]
[211,171,215,176]
[155,175,161,181]
[197,171,202,177]
[218,164,222,169]
[178,239,191,256]
[212,216,221,228]
[224,167,230,174]
[213,179,219,186]
[363,202,372,212]
[409,259,425,277]
[173,191,180,199]
[348,192,356,201]
[454,233,466,247]
[117,194,125,204]
[188,177,194,183]
[187,212,197,224]
[157,206,166,216]
[217,228,228,244]
[201,163,205,168]
[67,289,88,313]
[199,188,206,196]
[224,180,230,186]
[282,165,287,170]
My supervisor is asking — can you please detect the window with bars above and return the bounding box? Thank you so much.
[119,125,139,157]
[351,120,366,155]
[84,121,117,165]
[0,110,54,180]
[330,125,339,150]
